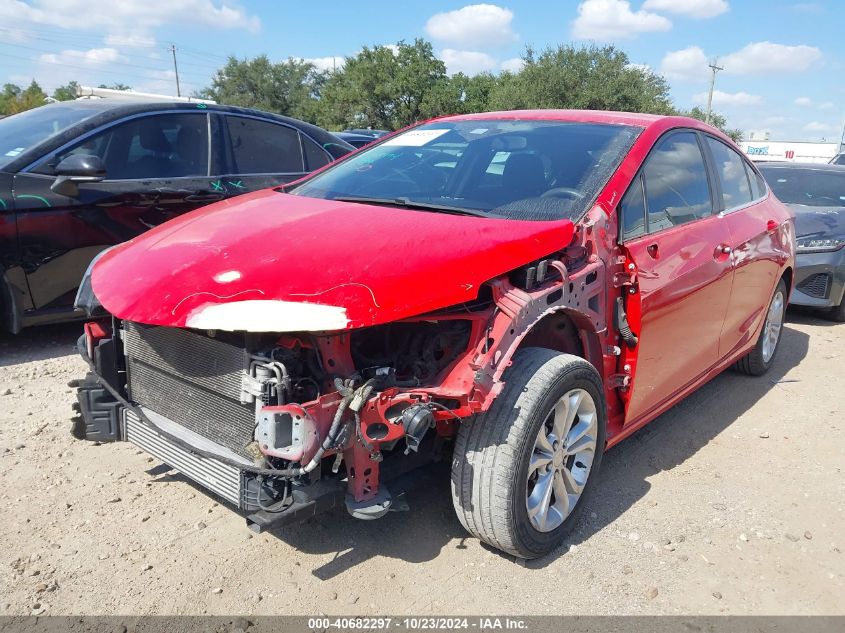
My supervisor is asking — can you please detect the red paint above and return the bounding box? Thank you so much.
[92,190,574,330]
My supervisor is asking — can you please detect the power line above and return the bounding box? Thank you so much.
[0,50,205,86]
[0,41,213,81]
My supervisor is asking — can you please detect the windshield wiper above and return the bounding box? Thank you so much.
[332,196,489,217]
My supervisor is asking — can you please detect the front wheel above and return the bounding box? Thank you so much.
[734,279,787,375]
[450,348,606,559]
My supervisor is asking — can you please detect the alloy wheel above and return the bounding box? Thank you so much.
[526,388,598,533]
[761,290,785,363]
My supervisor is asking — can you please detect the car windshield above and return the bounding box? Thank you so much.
[290,119,640,221]
[0,103,102,170]
[760,166,845,207]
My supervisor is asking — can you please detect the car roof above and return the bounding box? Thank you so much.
[439,109,672,128]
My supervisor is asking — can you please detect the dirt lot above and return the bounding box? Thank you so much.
[0,312,843,616]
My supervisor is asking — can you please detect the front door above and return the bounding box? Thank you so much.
[12,111,216,313]
[618,130,735,424]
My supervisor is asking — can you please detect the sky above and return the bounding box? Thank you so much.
[0,0,843,142]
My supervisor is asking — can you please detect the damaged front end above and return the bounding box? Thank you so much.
[70,191,612,532]
[73,309,485,529]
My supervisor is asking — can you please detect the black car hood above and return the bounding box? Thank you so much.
[789,205,845,239]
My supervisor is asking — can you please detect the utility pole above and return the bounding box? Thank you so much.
[170,44,181,97]
[705,58,724,125]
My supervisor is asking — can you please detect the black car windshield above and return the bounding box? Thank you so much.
[0,103,102,170]
[290,119,640,221]
[761,166,845,207]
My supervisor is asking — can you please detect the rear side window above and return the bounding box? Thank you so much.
[36,113,209,180]
[705,136,753,211]
[642,132,713,232]
[225,116,304,174]
[301,134,331,170]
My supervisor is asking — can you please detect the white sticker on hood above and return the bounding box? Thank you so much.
[381,128,450,147]
[185,299,349,333]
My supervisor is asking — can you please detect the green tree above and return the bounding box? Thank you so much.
[682,106,743,142]
[97,83,132,91]
[201,55,322,121]
[447,72,498,115]
[318,39,452,130]
[0,80,47,115]
[52,81,80,101]
[488,45,675,114]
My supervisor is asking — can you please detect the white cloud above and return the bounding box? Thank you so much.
[794,96,813,107]
[625,62,651,73]
[425,4,517,49]
[818,101,834,110]
[659,46,708,81]
[500,57,524,73]
[0,0,260,34]
[572,0,672,40]
[693,90,763,107]
[803,121,835,133]
[642,0,728,19]
[721,42,821,75]
[104,34,156,48]
[38,47,124,66]
[304,56,345,73]
[439,49,498,76]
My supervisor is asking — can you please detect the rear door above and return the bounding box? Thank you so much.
[619,130,734,424]
[12,110,215,312]
[218,114,332,193]
[702,135,786,357]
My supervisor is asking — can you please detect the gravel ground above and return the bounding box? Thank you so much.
[0,312,842,616]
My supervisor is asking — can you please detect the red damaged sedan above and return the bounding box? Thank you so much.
[71,110,794,559]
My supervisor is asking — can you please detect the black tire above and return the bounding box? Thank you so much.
[450,348,607,559]
[734,279,787,375]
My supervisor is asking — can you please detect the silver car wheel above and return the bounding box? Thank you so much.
[761,290,785,363]
[526,388,598,533]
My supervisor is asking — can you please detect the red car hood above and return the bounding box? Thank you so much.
[92,190,575,332]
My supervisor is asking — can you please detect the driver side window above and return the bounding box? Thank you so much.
[620,131,714,240]
[35,113,209,180]
[642,132,713,232]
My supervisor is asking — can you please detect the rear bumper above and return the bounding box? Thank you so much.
[791,249,845,308]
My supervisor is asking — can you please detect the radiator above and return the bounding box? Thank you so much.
[123,408,243,507]
[123,321,256,459]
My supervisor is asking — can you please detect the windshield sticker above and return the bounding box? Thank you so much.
[4,147,24,157]
[382,129,450,147]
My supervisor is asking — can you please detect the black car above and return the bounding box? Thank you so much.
[759,162,845,321]
[0,100,353,333]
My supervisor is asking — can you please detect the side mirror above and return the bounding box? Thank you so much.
[50,154,107,197]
